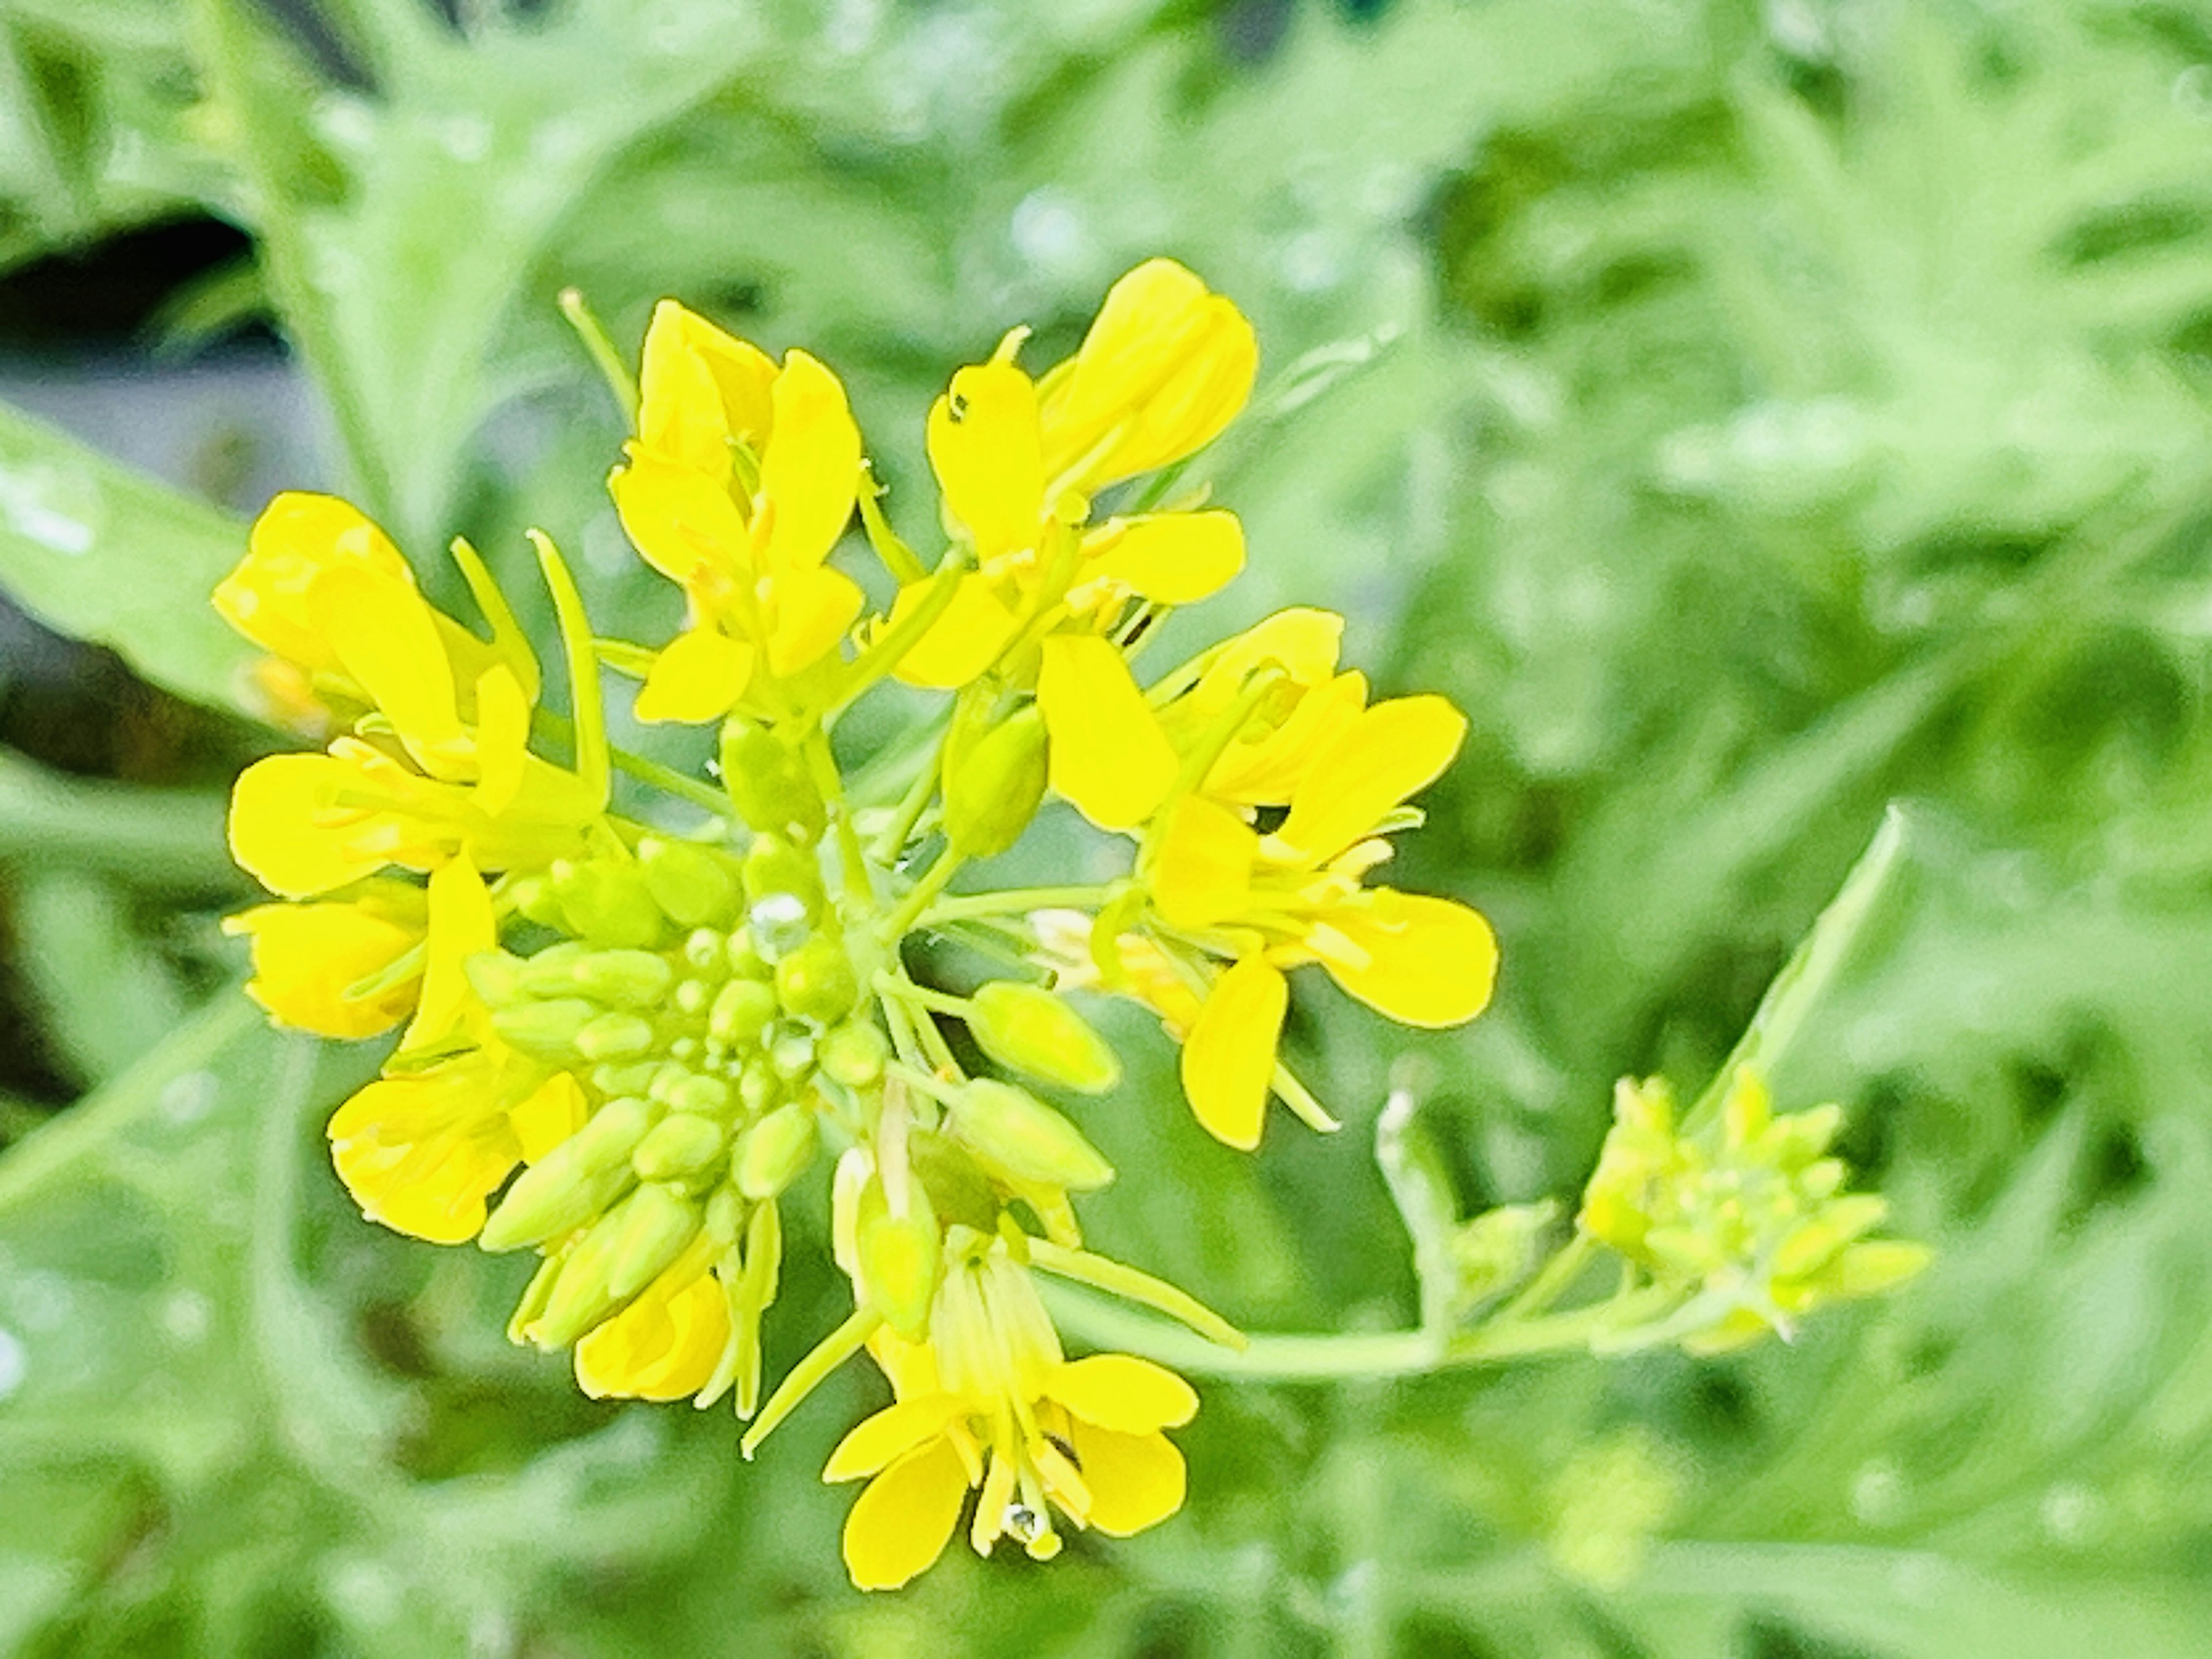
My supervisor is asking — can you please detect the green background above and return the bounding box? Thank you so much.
[1,1,2209,1653]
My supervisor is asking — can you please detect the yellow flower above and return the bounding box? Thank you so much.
[1153,607,1367,809]
[610,301,866,722]
[823,1243,1196,1590]
[214,493,533,728]
[1143,691,1497,1149]
[218,500,602,901]
[326,858,585,1243]
[574,1234,733,1400]
[223,879,426,1038]
[886,260,1257,830]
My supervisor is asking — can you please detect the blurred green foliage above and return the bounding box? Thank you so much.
[2,0,2211,1653]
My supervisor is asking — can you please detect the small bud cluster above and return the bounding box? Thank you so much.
[1578,1069,1930,1353]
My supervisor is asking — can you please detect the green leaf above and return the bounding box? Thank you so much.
[0,398,252,716]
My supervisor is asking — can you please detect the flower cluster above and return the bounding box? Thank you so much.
[217,260,1499,1588]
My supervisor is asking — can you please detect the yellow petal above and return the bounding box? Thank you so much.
[1179,956,1286,1150]
[1191,608,1344,712]
[575,1256,730,1400]
[1067,1423,1186,1537]
[764,563,863,679]
[328,1073,515,1244]
[472,663,531,815]
[637,300,736,478]
[1267,694,1467,866]
[842,1437,972,1591]
[757,350,860,574]
[1086,511,1244,604]
[926,360,1044,559]
[215,493,412,673]
[224,894,424,1039]
[1049,1355,1198,1434]
[1205,669,1366,808]
[610,454,751,590]
[399,856,494,1056]
[1041,259,1257,490]
[306,563,464,768]
[1150,794,1255,931]
[228,753,389,898]
[823,1396,967,1482]
[635,626,755,724]
[509,1070,588,1162]
[1323,892,1498,1029]
[885,574,1022,690]
[1037,634,1176,831]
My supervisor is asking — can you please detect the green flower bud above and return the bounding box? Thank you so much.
[590,1060,660,1099]
[516,942,591,997]
[668,1073,733,1118]
[905,1128,1002,1234]
[726,929,771,980]
[943,706,1048,857]
[681,928,728,975]
[704,1184,747,1247]
[479,1107,645,1251]
[819,1020,889,1088]
[633,1113,728,1181]
[606,1181,704,1301]
[638,836,743,929]
[709,979,778,1047]
[719,718,825,843]
[463,949,527,1007]
[489,997,597,1058]
[575,1010,656,1061]
[505,1248,566,1341]
[550,858,667,950]
[948,1080,1115,1191]
[738,1058,781,1115]
[776,935,859,1022]
[507,873,568,930]
[964,981,1121,1095]
[742,834,825,914]
[856,1178,940,1342]
[570,949,675,1009]
[736,1100,819,1199]
[673,978,711,1017]
[529,1219,626,1348]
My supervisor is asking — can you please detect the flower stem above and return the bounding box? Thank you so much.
[884,847,965,941]
[919,884,1120,926]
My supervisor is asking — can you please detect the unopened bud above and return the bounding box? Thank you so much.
[633,1113,728,1180]
[857,1178,940,1342]
[463,949,527,1007]
[517,942,591,997]
[551,858,665,950]
[738,1057,782,1115]
[737,1100,818,1198]
[607,1182,704,1301]
[479,1116,642,1251]
[638,836,743,929]
[507,873,567,930]
[742,834,825,914]
[570,949,675,1009]
[948,1080,1115,1191]
[709,978,778,1047]
[944,706,1047,857]
[819,1020,889,1088]
[490,997,597,1058]
[965,981,1120,1094]
[576,1010,655,1061]
[704,1184,747,1247]
[906,1128,1001,1233]
[719,718,825,842]
[668,1073,733,1118]
[775,934,859,1022]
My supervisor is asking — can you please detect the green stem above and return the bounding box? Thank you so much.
[874,972,968,1018]
[919,884,1120,926]
[884,848,965,942]
[1047,1281,1680,1382]
[872,748,942,865]
[558,287,640,427]
[1501,1233,1599,1321]
[532,711,729,820]
[804,728,876,915]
